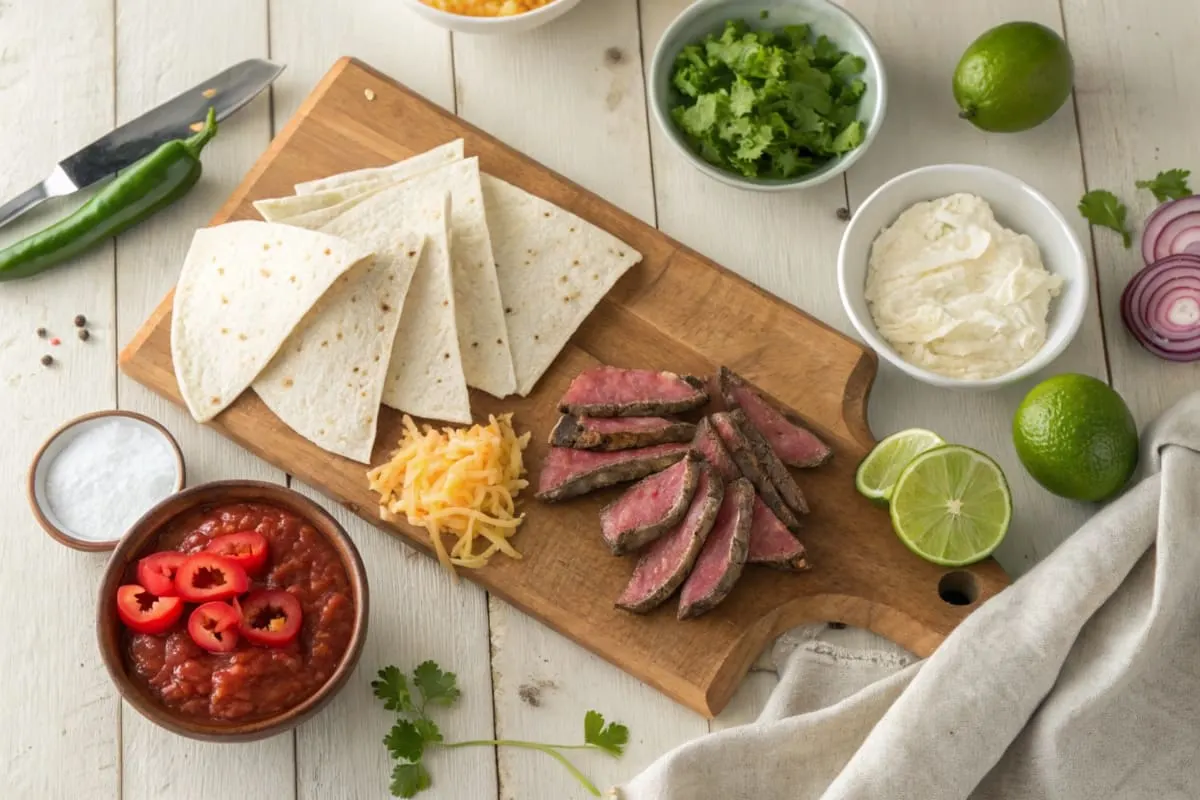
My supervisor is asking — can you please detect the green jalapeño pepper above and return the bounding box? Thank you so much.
[0,107,218,282]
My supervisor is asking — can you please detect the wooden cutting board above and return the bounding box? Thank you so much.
[120,57,1008,718]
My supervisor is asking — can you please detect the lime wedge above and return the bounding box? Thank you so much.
[855,428,946,506]
[889,445,1011,567]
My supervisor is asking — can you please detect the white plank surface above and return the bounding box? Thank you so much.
[1062,0,1200,425]
[0,2,119,798]
[3,0,1195,796]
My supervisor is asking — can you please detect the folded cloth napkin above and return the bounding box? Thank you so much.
[616,390,1200,800]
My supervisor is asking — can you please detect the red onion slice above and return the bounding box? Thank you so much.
[1121,253,1200,360]
[1141,195,1200,265]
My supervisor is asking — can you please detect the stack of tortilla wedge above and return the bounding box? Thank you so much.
[171,139,643,463]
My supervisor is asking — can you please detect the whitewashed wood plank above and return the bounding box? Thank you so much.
[453,2,654,224]
[838,0,1109,572]
[1062,0,1200,425]
[0,2,119,796]
[111,3,298,798]
[453,4,707,797]
[290,481,498,800]
[266,4,496,798]
[267,0,455,121]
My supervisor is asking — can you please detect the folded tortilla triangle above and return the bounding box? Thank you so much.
[171,221,373,423]
[282,187,472,423]
[252,233,425,462]
[263,157,517,399]
[256,139,464,221]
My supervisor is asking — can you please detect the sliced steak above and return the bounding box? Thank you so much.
[719,366,832,467]
[600,455,700,555]
[616,464,724,613]
[731,408,809,515]
[691,416,739,481]
[549,414,696,451]
[559,366,708,417]
[710,412,801,532]
[678,478,753,620]
[536,443,691,502]
[747,496,810,570]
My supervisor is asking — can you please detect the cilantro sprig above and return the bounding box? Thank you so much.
[1079,189,1132,248]
[668,19,868,180]
[1136,169,1192,203]
[372,661,628,798]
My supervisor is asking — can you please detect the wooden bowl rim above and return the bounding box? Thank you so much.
[95,479,370,742]
[27,409,186,552]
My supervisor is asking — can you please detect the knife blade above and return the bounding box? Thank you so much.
[0,58,284,231]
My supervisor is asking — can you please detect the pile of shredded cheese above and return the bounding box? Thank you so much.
[367,414,531,572]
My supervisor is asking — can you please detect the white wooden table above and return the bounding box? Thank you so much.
[2,1,1195,797]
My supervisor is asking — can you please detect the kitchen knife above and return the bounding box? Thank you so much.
[0,58,284,231]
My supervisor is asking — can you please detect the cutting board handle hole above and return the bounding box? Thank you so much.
[938,571,979,606]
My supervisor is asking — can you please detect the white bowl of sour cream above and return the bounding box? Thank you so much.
[837,164,1089,390]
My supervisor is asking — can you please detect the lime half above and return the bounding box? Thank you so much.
[855,429,946,506]
[889,445,1011,567]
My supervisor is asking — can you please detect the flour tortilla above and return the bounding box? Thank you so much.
[293,139,464,196]
[171,220,373,422]
[282,184,472,423]
[252,234,425,462]
[257,140,464,222]
[479,175,642,395]
[266,158,516,399]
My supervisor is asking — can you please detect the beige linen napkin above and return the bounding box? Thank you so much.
[617,391,1200,800]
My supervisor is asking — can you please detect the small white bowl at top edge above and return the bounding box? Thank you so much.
[401,0,582,35]
[837,163,1090,391]
[27,410,186,552]
[649,0,888,192]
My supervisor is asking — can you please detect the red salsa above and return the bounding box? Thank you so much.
[124,502,354,722]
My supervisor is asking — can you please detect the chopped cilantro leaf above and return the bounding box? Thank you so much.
[584,710,630,757]
[1136,169,1192,203]
[390,762,431,798]
[667,18,867,180]
[412,661,460,707]
[384,720,426,762]
[373,666,414,713]
[1079,189,1132,248]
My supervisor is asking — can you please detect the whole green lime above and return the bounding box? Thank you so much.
[953,21,1074,133]
[1013,374,1138,502]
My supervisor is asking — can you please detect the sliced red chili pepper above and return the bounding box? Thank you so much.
[116,584,184,635]
[236,589,303,648]
[187,601,241,653]
[204,531,269,575]
[136,551,188,597]
[173,553,250,603]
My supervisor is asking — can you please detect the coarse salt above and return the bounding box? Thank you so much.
[44,419,178,543]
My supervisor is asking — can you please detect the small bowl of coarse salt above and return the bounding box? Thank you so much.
[28,411,185,551]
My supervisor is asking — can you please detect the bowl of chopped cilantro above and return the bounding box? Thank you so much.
[650,0,886,190]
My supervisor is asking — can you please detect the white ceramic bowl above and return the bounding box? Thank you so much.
[837,164,1090,390]
[649,0,887,191]
[402,0,582,34]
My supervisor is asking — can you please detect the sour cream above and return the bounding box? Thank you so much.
[864,193,1064,380]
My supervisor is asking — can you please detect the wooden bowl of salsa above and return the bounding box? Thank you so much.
[96,480,368,742]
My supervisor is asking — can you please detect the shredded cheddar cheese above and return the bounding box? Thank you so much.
[367,414,531,572]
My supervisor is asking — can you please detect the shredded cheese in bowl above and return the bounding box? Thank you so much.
[367,414,531,572]
[421,0,555,16]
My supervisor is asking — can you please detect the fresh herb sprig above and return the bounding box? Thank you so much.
[1136,169,1192,203]
[372,662,629,798]
[1079,189,1132,248]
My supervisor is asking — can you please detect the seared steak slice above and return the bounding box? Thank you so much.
[747,496,809,570]
[678,478,753,619]
[691,416,739,481]
[550,415,696,451]
[710,412,801,532]
[559,366,708,417]
[719,367,832,467]
[536,443,691,502]
[600,455,699,555]
[731,409,809,515]
[616,464,723,613]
